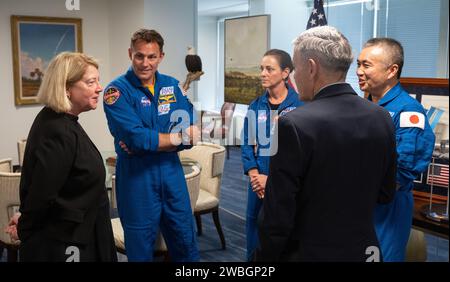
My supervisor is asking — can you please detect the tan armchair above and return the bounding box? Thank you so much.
[110,160,201,260]
[179,142,226,249]
[0,158,13,173]
[17,139,27,167]
[201,103,236,159]
[110,174,170,259]
[110,217,169,260]
[110,175,117,210]
[0,172,21,262]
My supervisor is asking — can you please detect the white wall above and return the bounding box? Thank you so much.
[264,0,309,55]
[228,0,310,143]
[197,15,218,111]
[248,0,309,55]
[81,0,147,154]
[144,0,196,102]
[249,0,266,16]
[108,0,145,80]
[0,0,114,164]
[0,0,196,165]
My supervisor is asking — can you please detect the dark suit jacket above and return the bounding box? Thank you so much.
[17,107,116,261]
[257,83,396,262]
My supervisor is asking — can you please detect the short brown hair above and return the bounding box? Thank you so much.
[130,29,164,53]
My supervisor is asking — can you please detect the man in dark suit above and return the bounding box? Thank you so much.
[256,26,397,262]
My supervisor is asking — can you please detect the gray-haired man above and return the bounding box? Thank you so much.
[257,26,397,261]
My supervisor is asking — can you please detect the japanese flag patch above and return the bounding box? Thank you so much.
[104,87,120,105]
[400,111,425,130]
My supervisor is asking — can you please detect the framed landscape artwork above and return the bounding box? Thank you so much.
[11,15,82,105]
[224,15,270,105]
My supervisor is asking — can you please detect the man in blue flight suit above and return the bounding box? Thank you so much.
[242,49,304,261]
[103,29,200,262]
[357,38,435,261]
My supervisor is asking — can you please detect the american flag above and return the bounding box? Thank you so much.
[288,0,328,92]
[427,163,449,188]
[307,0,328,29]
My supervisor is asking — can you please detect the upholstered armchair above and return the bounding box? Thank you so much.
[17,139,27,168]
[201,103,236,159]
[110,217,169,260]
[110,175,117,210]
[0,171,21,262]
[179,142,227,249]
[110,160,201,260]
[0,158,13,173]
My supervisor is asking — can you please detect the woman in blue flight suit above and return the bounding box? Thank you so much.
[241,49,304,261]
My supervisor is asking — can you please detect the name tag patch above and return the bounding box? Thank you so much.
[159,86,177,104]
[158,103,171,115]
[160,86,174,95]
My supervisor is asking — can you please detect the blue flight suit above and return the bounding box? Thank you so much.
[370,82,435,262]
[103,68,199,262]
[241,85,303,261]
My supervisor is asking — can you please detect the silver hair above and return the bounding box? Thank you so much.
[293,26,353,74]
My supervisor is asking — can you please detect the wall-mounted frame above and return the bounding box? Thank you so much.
[11,15,82,106]
[401,77,449,143]
[405,78,449,197]
[224,15,270,105]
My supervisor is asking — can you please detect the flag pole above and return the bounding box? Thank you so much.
[428,157,435,212]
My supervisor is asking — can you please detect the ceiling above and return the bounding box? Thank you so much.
[198,0,249,17]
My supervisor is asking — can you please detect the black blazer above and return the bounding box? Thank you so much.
[257,83,396,261]
[18,107,110,246]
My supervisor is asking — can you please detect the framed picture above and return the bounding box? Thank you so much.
[224,15,270,105]
[401,77,449,143]
[11,15,82,105]
[403,78,449,196]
